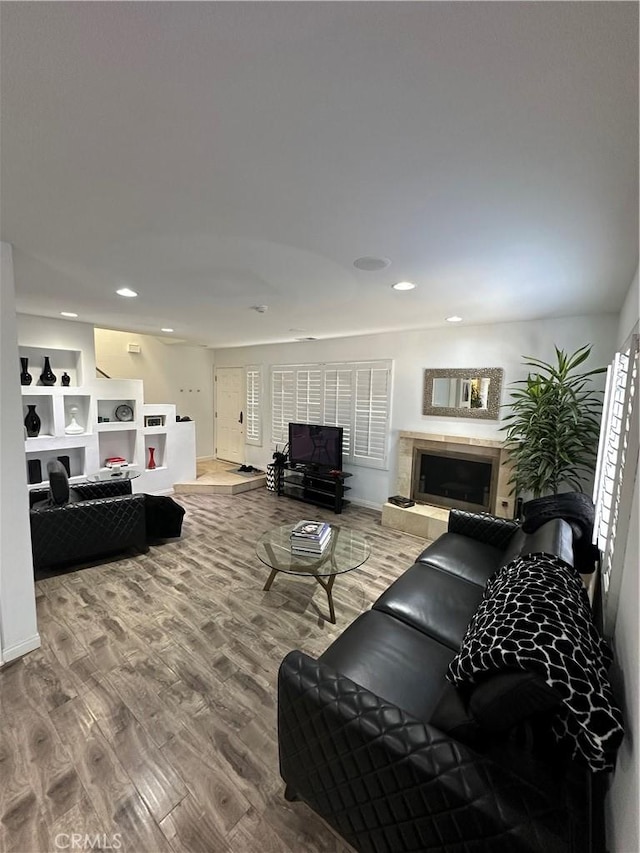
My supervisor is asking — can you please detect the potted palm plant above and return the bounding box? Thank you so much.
[501,344,606,499]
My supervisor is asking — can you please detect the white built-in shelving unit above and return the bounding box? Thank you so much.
[20,345,195,494]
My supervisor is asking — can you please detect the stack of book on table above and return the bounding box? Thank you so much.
[290,520,332,555]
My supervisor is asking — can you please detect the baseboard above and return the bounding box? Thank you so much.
[348,497,381,511]
[1,632,41,665]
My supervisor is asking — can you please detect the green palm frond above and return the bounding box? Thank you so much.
[500,344,605,498]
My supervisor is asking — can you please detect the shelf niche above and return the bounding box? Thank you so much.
[19,345,83,387]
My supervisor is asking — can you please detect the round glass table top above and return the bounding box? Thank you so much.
[256,523,370,578]
[85,466,143,482]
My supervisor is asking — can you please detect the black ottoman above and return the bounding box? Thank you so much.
[144,494,186,540]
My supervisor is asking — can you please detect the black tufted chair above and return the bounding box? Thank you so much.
[29,462,147,572]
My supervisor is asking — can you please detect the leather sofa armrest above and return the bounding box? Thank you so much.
[448,509,520,549]
[278,650,569,853]
[29,488,49,508]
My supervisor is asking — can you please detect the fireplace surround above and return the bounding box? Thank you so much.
[382,431,514,540]
[412,443,501,513]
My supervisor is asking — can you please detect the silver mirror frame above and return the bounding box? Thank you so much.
[422,367,504,420]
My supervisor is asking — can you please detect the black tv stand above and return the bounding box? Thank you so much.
[278,463,352,514]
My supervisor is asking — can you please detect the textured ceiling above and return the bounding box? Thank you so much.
[1,1,638,348]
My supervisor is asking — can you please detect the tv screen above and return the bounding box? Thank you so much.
[288,423,343,471]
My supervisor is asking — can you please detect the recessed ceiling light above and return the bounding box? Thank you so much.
[60,311,78,318]
[446,315,463,323]
[392,281,416,291]
[116,287,138,298]
[354,256,391,272]
[161,328,174,333]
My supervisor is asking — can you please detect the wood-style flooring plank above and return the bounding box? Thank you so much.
[159,792,230,853]
[50,698,173,852]
[1,489,430,851]
[160,728,252,839]
[111,717,188,822]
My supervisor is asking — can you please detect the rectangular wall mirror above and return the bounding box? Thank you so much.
[423,367,503,420]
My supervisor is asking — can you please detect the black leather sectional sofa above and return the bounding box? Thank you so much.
[278,510,612,853]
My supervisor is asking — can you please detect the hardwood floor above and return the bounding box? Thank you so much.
[1,489,429,852]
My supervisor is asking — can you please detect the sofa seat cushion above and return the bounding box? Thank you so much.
[319,609,454,721]
[373,563,484,650]
[416,532,504,587]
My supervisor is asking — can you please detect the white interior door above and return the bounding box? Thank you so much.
[215,367,244,464]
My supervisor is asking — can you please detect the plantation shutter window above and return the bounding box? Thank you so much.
[354,367,390,465]
[245,367,262,446]
[593,334,639,612]
[270,361,392,468]
[272,369,295,446]
[324,369,353,457]
[296,370,322,424]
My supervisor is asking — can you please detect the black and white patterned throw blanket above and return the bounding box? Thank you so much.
[447,554,624,772]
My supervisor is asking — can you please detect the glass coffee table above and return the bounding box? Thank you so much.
[85,466,143,482]
[256,523,370,623]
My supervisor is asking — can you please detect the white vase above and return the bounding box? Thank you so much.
[65,406,84,435]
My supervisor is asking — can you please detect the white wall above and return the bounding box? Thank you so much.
[94,329,214,459]
[214,313,617,507]
[0,246,40,662]
[606,265,639,853]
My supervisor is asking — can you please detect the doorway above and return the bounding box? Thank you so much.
[215,367,244,464]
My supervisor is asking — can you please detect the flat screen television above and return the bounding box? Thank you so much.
[288,422,343,471]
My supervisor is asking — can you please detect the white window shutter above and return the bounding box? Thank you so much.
[354,366,390,465]
[271,369,295,446]
[324,369,353,456]
[593,334,638,634]
[271,360,392,469]
[245,367,262,445]
[295,369,322,424]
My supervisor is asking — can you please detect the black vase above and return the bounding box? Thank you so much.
[61,372,71,387]
[20,357,32,386]
[40,356,57,386]
[24,404,41,438]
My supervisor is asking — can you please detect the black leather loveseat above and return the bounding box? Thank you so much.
[29,464,147,572]
[278,510,621,853]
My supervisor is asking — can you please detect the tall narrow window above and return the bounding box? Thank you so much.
[245,367,262,446]
[324,369,353,456]
[593,333,639,631]
[272,368,295,446]
[354,367,390,466]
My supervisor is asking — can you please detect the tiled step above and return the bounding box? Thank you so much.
[174,470,267,495]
